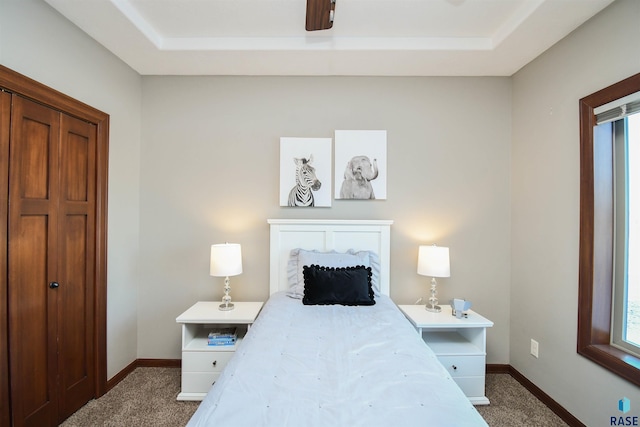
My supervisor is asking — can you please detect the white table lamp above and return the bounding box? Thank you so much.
[210,243,243,311]
[417,245,450,312]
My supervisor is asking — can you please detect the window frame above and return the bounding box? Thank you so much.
[578,72,640,386]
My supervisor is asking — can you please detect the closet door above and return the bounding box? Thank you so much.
[8,96,97,426]
[56,113,96,420]
[8,95,60,427]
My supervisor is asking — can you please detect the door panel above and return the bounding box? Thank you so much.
[58,214,93,418]
[11,217,52,421]
[62,125,90,202]
[57,114,96,420]
[8,96,59,427]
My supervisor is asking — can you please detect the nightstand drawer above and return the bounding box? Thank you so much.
[437,355,485,377]
[181,372,220,393]
[183,351,234,372]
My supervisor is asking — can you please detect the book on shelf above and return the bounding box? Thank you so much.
[207,338,236,346]
[207,327,237,346]
[207,327,237,338]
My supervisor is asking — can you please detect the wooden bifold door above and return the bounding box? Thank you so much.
[0,66,109,427]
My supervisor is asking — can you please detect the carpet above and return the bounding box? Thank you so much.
[60,368,568,426]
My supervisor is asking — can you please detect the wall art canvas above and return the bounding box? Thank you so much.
[279,137,332,207]
[334,130,387,200]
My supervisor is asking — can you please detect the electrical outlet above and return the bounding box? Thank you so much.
[530,339,539,358]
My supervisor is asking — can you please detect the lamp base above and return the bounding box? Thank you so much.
[425,277,441,313]
[219,302,235,311]
[425,304,441,313]
[218,276,234,311]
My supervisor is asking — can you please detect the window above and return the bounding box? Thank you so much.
[578,73,640,386]
[626,115,640,348]
[610,110,640,357]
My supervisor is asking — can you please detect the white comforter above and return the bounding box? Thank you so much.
[187,292,488,427]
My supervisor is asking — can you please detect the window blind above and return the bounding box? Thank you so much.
[595,94,640,125]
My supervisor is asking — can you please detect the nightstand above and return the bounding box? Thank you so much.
[398,304,494,405]
[175,301,263,401]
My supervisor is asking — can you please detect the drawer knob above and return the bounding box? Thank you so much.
[451,365,457,371]
[212,360,217,367]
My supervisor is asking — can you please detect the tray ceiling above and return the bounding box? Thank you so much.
[44,0,614,76]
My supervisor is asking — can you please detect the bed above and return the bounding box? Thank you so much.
[186,219,488,427]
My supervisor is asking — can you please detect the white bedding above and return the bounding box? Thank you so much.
[187,292,488,427]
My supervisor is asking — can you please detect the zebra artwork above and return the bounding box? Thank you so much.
[288,155,322,207]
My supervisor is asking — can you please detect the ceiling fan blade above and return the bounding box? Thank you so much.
[306,0,336,31]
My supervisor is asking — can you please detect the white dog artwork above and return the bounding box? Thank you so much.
[334,130,387,200]
[340,155,378,199]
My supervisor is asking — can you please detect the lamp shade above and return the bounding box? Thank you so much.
[210,243,243,277]
[417,245,450,278]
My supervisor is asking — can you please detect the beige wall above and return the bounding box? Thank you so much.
[511,0,640,425]
[0,0,142,379]
[139,76,512,363]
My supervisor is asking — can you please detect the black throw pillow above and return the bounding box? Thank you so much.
[302,264,375,306]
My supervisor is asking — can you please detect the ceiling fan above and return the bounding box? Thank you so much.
[306,0,336,31]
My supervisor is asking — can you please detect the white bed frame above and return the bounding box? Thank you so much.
[268,219,393,296]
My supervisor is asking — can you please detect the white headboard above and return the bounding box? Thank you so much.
[268,219,393,296]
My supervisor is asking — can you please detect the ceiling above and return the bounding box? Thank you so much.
[44,0,614,76]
